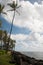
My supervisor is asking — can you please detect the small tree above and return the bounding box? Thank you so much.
[3,31,7,47]
[10,39,16,50]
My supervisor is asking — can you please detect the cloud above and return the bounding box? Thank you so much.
[14,1,43,33]
[1,0,43,33]
[11,33,43,51]
[2,0,43,33]
[11,34,28,40]
[1,0,43,51]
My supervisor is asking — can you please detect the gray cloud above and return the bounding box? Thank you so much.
[23,0,43,4]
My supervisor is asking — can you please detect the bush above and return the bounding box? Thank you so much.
[0,50,6,55]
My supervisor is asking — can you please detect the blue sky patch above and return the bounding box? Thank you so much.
[24,0,42,4]
[0,16,31,35]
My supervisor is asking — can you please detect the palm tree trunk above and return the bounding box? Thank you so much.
[0,14,3,49]
[9,11,15,39]
[7,11,15,51]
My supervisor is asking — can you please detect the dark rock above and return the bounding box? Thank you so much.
[22,62,29,65]
[10,51,43,65]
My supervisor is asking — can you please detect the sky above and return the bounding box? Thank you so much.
[0,0,43,51]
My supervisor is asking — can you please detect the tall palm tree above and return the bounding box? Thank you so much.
[7,0,21,47]
[0,4,6,49]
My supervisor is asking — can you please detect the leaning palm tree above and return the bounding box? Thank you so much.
[7,0,21,48]
[0,4,6,49]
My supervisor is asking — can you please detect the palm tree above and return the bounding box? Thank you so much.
[0,30,2,48]
[0,4,6,49]
[0,20,2,27]
[0,4,6,15]
[7,0,21,47]
[0,4,7,26]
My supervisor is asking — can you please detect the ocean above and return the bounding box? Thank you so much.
[21,52,43,60]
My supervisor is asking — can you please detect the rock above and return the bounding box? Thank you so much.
[10,51,43,65]
[22,62,29,65]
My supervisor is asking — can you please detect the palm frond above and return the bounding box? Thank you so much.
[17,5,21,9]
[2,5,5,10]
[16,0,18,6]
[7,9,14,12]
[16,10,20,15]
[2,12,7,15]
[8,1,16,8]
[0,4,5,15]
[7,3,12,7]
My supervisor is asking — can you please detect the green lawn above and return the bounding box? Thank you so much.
[0,50,15,65]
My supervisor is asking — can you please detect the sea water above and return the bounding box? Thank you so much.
[21,52,43,60]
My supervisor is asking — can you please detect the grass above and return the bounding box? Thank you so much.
[0,50,15,65]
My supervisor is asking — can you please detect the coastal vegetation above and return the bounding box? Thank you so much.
[0,50,15,65]
[0,2,16,65]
